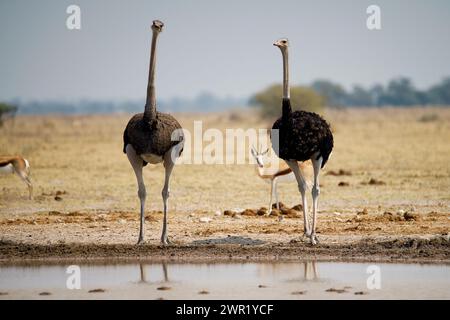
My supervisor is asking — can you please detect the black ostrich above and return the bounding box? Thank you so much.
[123,20,184,245]
[271,38,333,245]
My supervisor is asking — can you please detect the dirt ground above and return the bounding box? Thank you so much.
[0,108,449,263]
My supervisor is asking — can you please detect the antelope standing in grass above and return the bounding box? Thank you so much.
[0,156,33,199]
[251,146,312,212]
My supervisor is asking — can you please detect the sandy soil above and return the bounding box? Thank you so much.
[0,108,449,263]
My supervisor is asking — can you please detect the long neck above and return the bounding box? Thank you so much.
[281,48,292,120]
[281,48,290,100]
[144,31,159,121]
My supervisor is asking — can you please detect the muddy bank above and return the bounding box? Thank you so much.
[1,235,449,264]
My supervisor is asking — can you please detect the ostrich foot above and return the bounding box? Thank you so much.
[137,237,145,245]
[310,234,319,245]
[160,237,171,246]
[303,229,312,238]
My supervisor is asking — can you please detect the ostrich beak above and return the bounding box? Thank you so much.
[152,20,164,31]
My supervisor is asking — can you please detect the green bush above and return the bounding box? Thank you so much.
[0,103,18,126]
[250,84,325,119]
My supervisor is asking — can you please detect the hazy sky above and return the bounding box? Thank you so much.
[1,0,449,101]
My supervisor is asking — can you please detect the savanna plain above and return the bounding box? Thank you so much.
[0,108,449,263]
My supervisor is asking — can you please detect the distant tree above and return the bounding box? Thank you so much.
[0,102,18,126]
[369,84,385,106]
[427,77,450,105]
[379,77,422,106]
[311,80,348,108]
[250,84,325,118]
[347,85,373,107]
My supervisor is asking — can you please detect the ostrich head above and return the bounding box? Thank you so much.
[273,38,289,50]
[251,146,270,168]
[152,20,164,33]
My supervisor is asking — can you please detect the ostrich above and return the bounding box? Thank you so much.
[271,38,334,245]
[123,20,184,245]
[0,155,33,199]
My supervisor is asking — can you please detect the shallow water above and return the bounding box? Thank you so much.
[0,261,449,299]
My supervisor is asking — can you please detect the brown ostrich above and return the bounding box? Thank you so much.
[271,38,334,245]
[123,20,184,245]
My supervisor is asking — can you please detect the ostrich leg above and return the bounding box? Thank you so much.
[274,179,279,209]
[161,148,176,245]
[285,160,310,237]
[126,145,146,244]
[269,179,275,212]
[310,156,323,245]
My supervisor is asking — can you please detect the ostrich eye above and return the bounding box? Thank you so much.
[282,40,287,44]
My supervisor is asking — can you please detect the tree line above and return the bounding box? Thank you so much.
[250,77,450,118]
[311,77,450,108]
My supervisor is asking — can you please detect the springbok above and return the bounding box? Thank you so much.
[251,146,311,212]
[0,156,33,199]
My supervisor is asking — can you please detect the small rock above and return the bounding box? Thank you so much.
[404,212,419,221]
[354,291,368,295]
[325,288,346,293]
[39,292,51,296]
[397,209,406,215]
[258,285,267,288]
[54,196,63,201]
[272,202,287,210]
[338,181,349,187]
[118,219,126,224]
[269,209,281,217]
[357,208,369,215]
[327,169,352,176]
[241,209,257,216]
[364,178,386,186]
[257,208,268,216]
[214,210,222,216]
[198,290,209,295]
[88,289,105,293]
[223,210,235,216]
[291,204,303,211]
[291,291,306,295]
[233,214,242,220]
[157,286,171,291]
[199,217,212,223]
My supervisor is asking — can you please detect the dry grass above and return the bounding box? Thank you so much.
[0,108,449,259]
[1,108,449,215]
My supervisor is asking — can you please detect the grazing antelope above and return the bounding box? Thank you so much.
[0,156,33,199]
[251,146,312,212]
